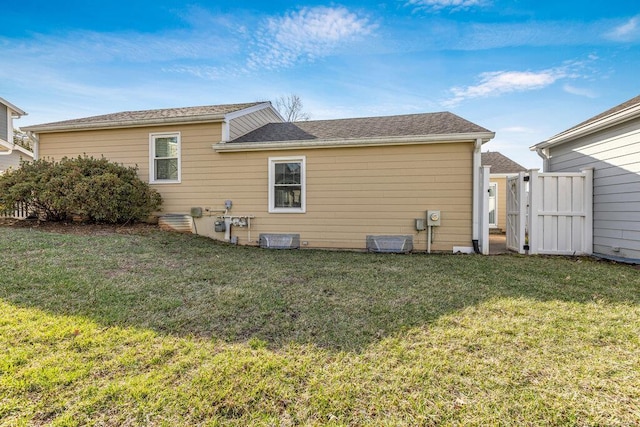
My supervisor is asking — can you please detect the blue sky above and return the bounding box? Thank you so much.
[2,0,639,167]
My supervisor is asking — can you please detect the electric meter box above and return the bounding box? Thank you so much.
[427,210,441,226]
[190,207,203,218]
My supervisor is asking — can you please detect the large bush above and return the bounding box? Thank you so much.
[0,156,162,223]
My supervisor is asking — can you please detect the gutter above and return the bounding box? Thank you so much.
[213,132,495,152]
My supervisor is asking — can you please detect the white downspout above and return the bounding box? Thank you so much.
[28,132,39,160]
[472,138,482,252]
[535,147,550,172]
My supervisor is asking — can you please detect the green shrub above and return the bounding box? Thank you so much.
[0,156,162,223]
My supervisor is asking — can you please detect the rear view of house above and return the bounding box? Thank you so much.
[24,102,494,252]
[532,94,640,262]
[0,97,32,174]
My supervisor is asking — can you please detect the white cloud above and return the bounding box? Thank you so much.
[445,70,563,106]
[563,84,597,98]
[606,16,640,42]
[405,0,487,12]
[248,6,377,70]
[444,58,598,107]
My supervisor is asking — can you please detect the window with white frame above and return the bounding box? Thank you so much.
[269,156,306,213]
[150,132,180,183]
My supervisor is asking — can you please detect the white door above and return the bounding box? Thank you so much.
[488,182,497,228]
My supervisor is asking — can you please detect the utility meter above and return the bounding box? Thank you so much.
[427,210,441,226]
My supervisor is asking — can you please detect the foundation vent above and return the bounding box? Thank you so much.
[259,233,300,249]
[366,235,413,253]
[158,214,193,233]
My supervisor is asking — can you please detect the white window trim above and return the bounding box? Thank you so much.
[268,156,306,213]
[149,132,181,184]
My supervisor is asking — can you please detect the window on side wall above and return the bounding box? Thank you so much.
[269,156,306,213]
[150,132,180,183]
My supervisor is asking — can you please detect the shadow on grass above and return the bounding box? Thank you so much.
[1,227,639,352]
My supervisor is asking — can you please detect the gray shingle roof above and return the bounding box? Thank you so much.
[482,151,526,174]
[231,112,491,143]
[551,94,640,139]
[24,102,264,132]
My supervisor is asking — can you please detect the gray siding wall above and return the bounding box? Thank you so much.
[547,119,640,260]
[0,104,8,142]
[229,107,282,140]
[0,151,26,173]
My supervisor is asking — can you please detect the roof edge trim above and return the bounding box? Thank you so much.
[213,132,495,152]
[531,103,640,151]
[0,97,27,117]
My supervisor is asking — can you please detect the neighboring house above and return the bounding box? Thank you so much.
[532,94,640,262]
[481,151,527,232]
[0,97,32,174]
[23,102,495,252]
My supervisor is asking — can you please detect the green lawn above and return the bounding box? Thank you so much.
[1,226,639,426]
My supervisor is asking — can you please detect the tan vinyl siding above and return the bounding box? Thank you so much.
[547,119,640,260]
[37,123,474,251]
[201,142,474,251]
[229,108,282,140]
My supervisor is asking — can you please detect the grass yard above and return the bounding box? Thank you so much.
[0,225,639,426]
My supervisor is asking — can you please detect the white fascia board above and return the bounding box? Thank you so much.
[531,104,640,151]
[213,132,495,152]
[12,144,34,157]
[0,97,27,117]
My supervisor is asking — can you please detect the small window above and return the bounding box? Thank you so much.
[150,132,180,183]
[269,156,306,213]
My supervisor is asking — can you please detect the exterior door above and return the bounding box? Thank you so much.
[488,182,497,228]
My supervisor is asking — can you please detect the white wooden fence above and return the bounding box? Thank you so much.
[507,169,593,255]
[0,201,30,219]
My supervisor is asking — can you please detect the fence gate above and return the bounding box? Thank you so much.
[506,173,526,253]
[506,169,593,256]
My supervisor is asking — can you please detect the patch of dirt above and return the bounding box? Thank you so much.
[0,217,159,236]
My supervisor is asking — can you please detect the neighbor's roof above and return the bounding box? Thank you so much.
[0,97,27,117]
[23,102,267,133]
[481,151,526,174]
[231,112,492,143]
[532,94,640,150]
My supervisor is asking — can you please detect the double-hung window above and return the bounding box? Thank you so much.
[150,132,180,183]
[269,156,306,213]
